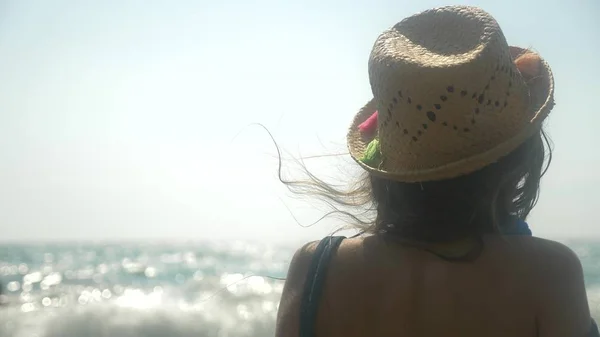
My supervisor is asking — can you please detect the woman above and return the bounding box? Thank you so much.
[275,5,597,337]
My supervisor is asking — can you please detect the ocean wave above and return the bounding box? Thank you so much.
[0,270,283,337]
[0,278,281,337]
[1,303,276,337]
[41,305,275,337]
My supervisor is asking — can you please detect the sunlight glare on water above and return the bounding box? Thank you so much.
[0,240,596,337]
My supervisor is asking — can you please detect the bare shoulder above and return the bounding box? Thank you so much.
[517,236,586,295]
[289,240,321,268]
[508,236,583,272]
[488,236,585,287]
[282,237,361,281]
[275,237,372,337]
[279,237,358,295]
[275,240,320,337]
[504,236,592,335]
[280,239,321,294]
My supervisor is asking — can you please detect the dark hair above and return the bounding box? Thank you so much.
[278,129,552,243]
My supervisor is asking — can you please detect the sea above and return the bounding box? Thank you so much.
[0,239,599,337]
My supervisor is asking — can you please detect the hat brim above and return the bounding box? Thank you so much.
[347,46,555,183]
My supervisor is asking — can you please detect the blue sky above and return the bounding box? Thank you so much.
[0,0,598,243]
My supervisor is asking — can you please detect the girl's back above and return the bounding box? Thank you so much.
[279,235,592,337]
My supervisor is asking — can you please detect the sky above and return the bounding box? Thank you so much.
[0,0,598,243]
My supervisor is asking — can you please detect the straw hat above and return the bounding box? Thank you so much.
[347,5,554,183]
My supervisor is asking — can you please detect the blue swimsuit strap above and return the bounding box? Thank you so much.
[299,236,345,337]
[502,218,532,235]
[591,320,600,337]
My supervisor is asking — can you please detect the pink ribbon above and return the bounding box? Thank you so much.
[358,111,378,134]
